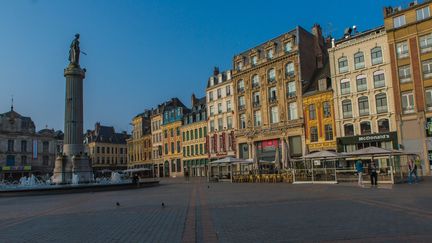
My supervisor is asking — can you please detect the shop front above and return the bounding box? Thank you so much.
[184,159,208,177]
[425,117,432,170]
[0,165,32,181]
[337,131,398,153]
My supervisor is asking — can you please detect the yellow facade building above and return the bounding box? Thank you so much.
[127,111,153,171]
[151,108,164,177]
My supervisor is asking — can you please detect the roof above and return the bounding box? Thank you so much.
[302,56,331,96]
[85,123,130,144]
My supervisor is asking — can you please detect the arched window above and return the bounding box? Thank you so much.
[373,70,385,88]
[344,124,354,136]
[358,96,369,116]
[268,68,276,82]
[252,74,260,88]
[378,119,390,133]
[360,121,372,134]
[376,93,388,113]
[342,99,352,118]
[237,79,245,93]
[340,79,350,95]
[354,51,365,69]
[338,56,349,73]
[356,74,367,92]
[371,47,383,65]
[286,62,295,77]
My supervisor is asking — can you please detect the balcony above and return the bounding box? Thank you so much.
[286,91,296,98]
[269,97,278,104]
[252,82,260,90]
[285,72,295,79]
[238,105,246,111]
[253,102,261,108]
[268,77,276,84]
[237,87,245,94]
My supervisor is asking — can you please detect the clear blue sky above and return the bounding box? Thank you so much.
[0,0,412,133]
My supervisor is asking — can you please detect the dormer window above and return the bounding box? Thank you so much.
[267,49,274,59]
[284,42,292,52]
[251,56,258,65]
[237,62,243,71]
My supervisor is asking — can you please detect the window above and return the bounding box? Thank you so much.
[253,92,260,106]
[164,143,168,155]
[209,105,214,116]
[238,96,245,110]
[270,106,279,124]
[240,114,246,129]
[177,128,180,136]
[269,87,277,101]
[199,128,203,138]
[252,74,260,88]
[284,41,292,52]
[376,93,388,113]
[360,121,372,135]
[170,128,174,137]
[340,79,350,95]
[396,42,409,59]
[287,81,296,97]
[21,140,27,152]
[371,47,383,65]
[227,116,233,129]
[338,57,348,73]
[210,120,215,132]
[286,62,295,77]
[217,88,222,98]
[310,127,318,142]
[43,156,49,166]
[288,102,298,120]
[420,34,432,53]
[325,124,333,141]
[309,104,316,120]
[422,59,432,79]
[342,100,352,118]
[177,141,181,153]
[373,71,385,88]
[251,55,258,65]
[171,142,174,154]
[401,92,415,114]
[164,130,167,139]
[200,144,203,154]
[267,49,274,59]
[187,146,190,156]
[393,15,406,28]
[237,79,245,93]
[356,75,367,92]
[208,91,213,101]
[344,124,354,136]
[399,65,411,83]
[254,110,261,126]
[226,100,232,112]
[237,61,243,71]
[354,52,365,69]
[226,85,231,96]
[186,131,190,140]
[43,141,49,153]
[417,6,430,21]
[426,89,432,110]
[323,102,331,118]
[378,119,390,133]
[21,155,27,165]
[268,68,276,82]
[218,117,223,131]
[191,130,194,139]
[358,96,369,116]
[218,103,222,114]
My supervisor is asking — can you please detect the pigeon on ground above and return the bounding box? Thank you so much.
[161,202,165,208]
[208,185,210,189]
[116,202,120,206]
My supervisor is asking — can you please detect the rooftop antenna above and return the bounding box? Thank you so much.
[11,95,14,111]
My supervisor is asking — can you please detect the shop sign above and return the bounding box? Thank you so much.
[1,166,32,171]
[357,133,390,142]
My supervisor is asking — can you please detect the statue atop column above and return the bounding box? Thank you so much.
[69,34,80,66]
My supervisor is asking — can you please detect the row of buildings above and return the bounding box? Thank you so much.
[125,1,432,177]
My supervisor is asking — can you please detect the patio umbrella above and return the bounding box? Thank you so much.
[345,146,395,157]
[274,146,281,170]
[302,150,342,159]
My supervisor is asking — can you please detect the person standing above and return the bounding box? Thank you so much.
[408,159,418,184]
[355,160,364,187]
[369,161,378,187]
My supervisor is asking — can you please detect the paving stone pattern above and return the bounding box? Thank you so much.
[1,178,432,242]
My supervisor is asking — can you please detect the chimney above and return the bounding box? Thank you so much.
[191,93,197,106]
[312,24,325,69]
[213,66,219,76]
[95,122,101,135]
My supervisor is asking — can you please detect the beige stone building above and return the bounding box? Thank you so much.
[384,1,432,174]
[127,111,153,171]
[328,26,398,153]
[150,105,164,177]
[84,123,129,172]
[0,107,62,180]
[206,68,237,161]
[232,25,327,166]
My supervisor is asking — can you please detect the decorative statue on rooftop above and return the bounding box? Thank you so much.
[69,33,80,66]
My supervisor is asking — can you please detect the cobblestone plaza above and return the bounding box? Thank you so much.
[1,180,432,242]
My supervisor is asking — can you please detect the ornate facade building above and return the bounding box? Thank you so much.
[161,98,188,177]
[384,1,432,175]
[84,122,129,172]
[206,68,237,161]
[0,106,62,180]
[302,63,336,152]
[150,104,164,177]
[127,111,153,170]
[232,25,326,165]
[328,27,398,153]
[181,94,208,177]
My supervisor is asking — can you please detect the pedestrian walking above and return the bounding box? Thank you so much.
[408,159,418,184]
[355,160,364,186]
[369,161,378,187]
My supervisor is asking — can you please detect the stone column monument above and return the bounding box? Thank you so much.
[53,34,93,184]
